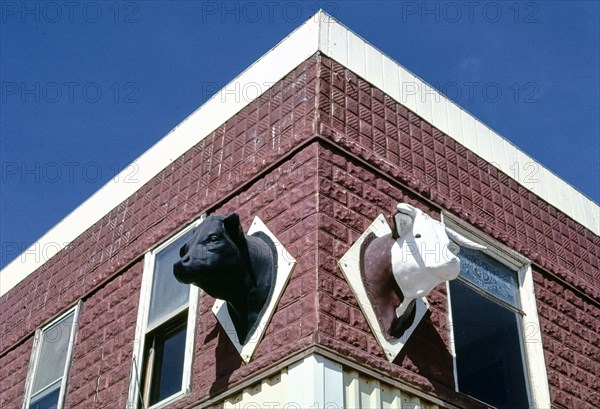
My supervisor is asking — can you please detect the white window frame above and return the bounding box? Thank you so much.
[443,213,551,409]
[22,302,81,409]
[128,217,203,409]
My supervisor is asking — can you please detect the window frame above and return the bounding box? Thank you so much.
[443,213,551,408]
[22,302,81,409]
[128,217,203,409]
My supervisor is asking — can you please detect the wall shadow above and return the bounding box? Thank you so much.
[208,325,244,397]
[394,311,455,391]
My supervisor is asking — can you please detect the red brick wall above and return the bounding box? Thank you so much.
[67,143,321,409]
[313,55,600,408]
[315,143,481,407]
[1,53,599,409]
[185,143,320,404]
[534,269,600,408]
[0,56,321,408]
[66,261,142,408]
[0,338,33,408]
[315,56,599,300]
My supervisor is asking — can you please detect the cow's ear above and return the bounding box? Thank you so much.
[179,243,189,258]
[393,212,413,239]
[445,227,487,251]
[393,203,416,239]
[223,213,245,245]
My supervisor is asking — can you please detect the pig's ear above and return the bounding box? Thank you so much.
[223,213,245,246]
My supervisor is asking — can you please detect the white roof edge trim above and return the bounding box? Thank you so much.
[1,11,597,297]
[317,12,599,235]
[0,12,322,297]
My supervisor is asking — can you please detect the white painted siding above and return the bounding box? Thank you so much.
[200,358,445,409]
[343,370,442,409]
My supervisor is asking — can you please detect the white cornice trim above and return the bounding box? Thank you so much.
[316,12,598,237]
[2,11,597,297]
[0,14,321,297]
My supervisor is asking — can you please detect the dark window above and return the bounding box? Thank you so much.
[29,383,60,409]
[135,229,195,408]
[450,248,530,409]
[142,313,187,406]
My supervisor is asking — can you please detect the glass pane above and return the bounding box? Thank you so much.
[458,248,519,307]
[151,321,187,404]
[29,382,60,409]
[32,312,75,394]
[450,280,529,409]
[148,232,192,329]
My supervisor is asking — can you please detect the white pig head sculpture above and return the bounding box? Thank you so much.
[392,203,486,320]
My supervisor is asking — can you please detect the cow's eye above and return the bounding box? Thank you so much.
[414,233,422,238]
[207,234,220,243]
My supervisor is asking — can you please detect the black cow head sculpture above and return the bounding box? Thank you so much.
[173,213,277,345]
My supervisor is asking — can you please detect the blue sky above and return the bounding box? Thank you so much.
[1,1,599,269]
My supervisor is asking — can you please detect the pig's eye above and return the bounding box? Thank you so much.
[414,233,422,239]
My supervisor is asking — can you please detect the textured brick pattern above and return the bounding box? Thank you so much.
[0,57,320,408]
[0,338,32,408]
[65,262,142,408]
[1,53,599,409]
[315,56,599,300]
[534,270,600,408]
[0,56,318,351]
[315,144,479,407]
[181,143,320,406]
[313,55,600,409]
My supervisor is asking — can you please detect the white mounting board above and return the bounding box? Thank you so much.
[338,214,429,362]
[212,216,296,363]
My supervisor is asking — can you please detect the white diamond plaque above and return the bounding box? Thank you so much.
[212,216,296,363]
[338,214,429,362]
